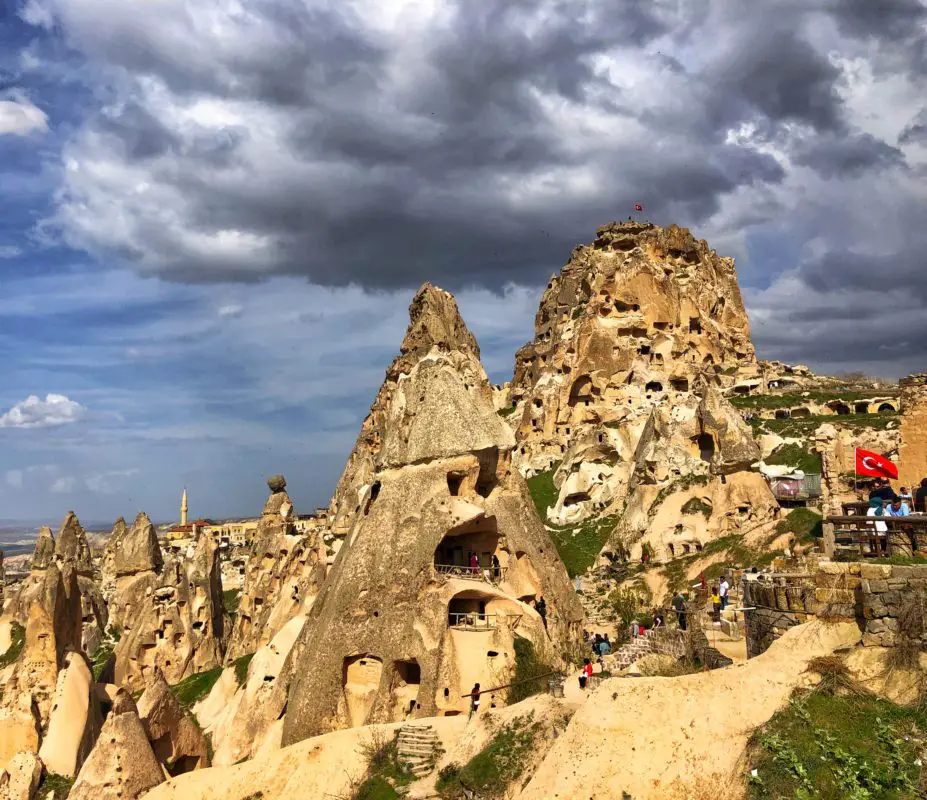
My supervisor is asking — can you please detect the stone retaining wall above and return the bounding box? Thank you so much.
[742,562,927,657]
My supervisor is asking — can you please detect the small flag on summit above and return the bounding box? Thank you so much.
[634,203,643,212]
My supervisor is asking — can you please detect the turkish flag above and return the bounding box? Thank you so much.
[855,448,899,479]
[634,203,644,212]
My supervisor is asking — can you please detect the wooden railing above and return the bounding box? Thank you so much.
[434,564,507,583]
[823,515,927,559]
[448,612,523,630]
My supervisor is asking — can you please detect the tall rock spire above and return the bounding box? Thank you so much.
[281,284,582,744]
[181,487,188,526]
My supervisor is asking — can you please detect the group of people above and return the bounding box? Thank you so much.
[866,478,926,552]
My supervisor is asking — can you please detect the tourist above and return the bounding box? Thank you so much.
[869,478,898,505]
[630,620,640,639]
[592,633,602,654]
[491,553,501,581]
[867,497,888,554]
[469,551,480,576]
[915,479,927,513]
[900,486,914,504]
[653,611,665,628]
[672,592,687,631]
[886,498,910,517]
[710,586,721,621]
[719,576,730,611]
[579,659,593,690]
[536,596,547,629]
[468,683,481,720]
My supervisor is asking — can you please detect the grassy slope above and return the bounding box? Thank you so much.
[731,389,900,409]
[747,691,926,799]
[526,465,615,577]
[170,652,256,708]
[765,442,823,474]
[750,413,898,438]
[0,622,25,668]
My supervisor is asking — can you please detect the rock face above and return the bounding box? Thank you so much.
[510,221,761,525]
[69,691,164,800]
[225,477,327,661]
[137,669,209,775]
[3,533,83,723]
[0,751,43,800]
[814,423,901,514]
[281,284,583,744]
[327,283,482,537]
[100,517,127,607]
[200,614,306,765]
[38,651,101,778]
[0,697,41,769]
[899,373,927,489]
[55,513,108,655]
[113,513,225,692]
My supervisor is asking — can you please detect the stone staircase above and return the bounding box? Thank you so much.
[611,629,659,669]
[397,723,441,779]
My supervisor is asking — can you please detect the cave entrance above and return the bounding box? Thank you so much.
[342,654,383,728]
[568,376,594,407]
[475,448,501,498]
[695,433,715,463]
[434,517,500,580]
[855,402,869,414]
[391,659,421,720]
[878,403,896,413]
[448,589,497,630]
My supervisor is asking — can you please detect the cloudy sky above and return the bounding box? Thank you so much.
[1,0,925,523]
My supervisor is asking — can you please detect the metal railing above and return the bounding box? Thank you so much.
[434,564,507,583]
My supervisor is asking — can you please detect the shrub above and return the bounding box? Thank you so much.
[0,623,26,668]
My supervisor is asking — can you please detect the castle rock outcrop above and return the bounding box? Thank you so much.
[281,284,583,744]
[899,373,927,489]
[112,514,225,692]
[507,221,777,558]
[225,476,327,661]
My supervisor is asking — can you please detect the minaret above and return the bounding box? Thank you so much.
[181,487,188,526]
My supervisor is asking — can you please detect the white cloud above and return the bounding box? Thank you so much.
[218,304,244,318]
[0,92,48,137]
[50,475,77,493]
[0,394,87,429]
[0,245,22,259]
[4,469,23,489]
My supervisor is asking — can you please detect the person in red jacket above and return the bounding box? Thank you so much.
[579,659,593,689]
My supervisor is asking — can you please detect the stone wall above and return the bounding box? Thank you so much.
[899,373,927,490]
[742,562,927,657]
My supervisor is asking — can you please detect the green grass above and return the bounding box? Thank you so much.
[496,405,517,418]
[0,622,25,668]
[649,474,711,517]
[775,507,823,543]
[355,776,401,800]
[681,497,713,518]
[223,588,241,615]
[90,644,114,681]
[526,464,561,521]
[234,652,254,685]
[765,443,823,475]
[871,555,927,566]
[36,774,74,800]
[508,636,551,705]
[746,691,926,799]
[437,714,542,799]
[731,389,900,410]
[659,534,779,597]
[754,413,898,438]
[526,464,615,577]
[171,666,224,708]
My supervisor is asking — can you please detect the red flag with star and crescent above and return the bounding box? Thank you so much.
[855,448,898,479]
[634,203,643,212]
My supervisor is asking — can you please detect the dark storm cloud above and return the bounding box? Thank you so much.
[20,0,922,305]
[792,133,907,178]
[899,109,927,144]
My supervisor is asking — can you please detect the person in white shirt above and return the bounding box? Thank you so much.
[719,577,730,611]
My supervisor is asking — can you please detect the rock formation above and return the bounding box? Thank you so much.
[38,651,101,778]
[69,691,164,800]
[0,751,42,800]
[2,531,83,723]
[0,548,4,608]
[814,423,900,514]
[100,517,127,607]
[0,696,40,771]
[55,512,108,655]
[137,669,209,774]
[506,221,777,560]
[281,284,583,744]
[899,373,927,489]
[112,513,225,692]
[199,614,306,765]
[225,476,327,661]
